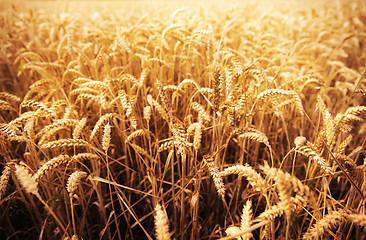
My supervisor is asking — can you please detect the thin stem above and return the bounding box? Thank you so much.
[70,198,76,236]
[35,193,70,238]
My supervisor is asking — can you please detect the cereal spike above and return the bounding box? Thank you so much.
[102,122,111,153]
[40,139,90,149]
[303,210,347,240]
[220,164,267,193]
[67,171,88,198]
[15,163,38,196]
[204,155,225,198]
[154,203,172,240]
[33,155,72,181]
[294,136,333,174]
[0,164,11,200]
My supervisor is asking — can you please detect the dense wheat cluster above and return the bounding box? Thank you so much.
[1,0,366,239]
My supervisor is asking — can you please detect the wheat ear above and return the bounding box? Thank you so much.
[154,203,172,240]
[102,122,111,153]
[40,138,90,149]
[15,163,69,237]
[0,164,12,200]
[294,136,333,174]
[67,171,88,199]
[303,210,347,240]
[66,171,88,237]
[15,163,38,196]
[126,129,146,143]
[72,117,87,139]
[90,113,117,140]
[220,164,267,193]
[33,155,72,181]
[240,200,254,240]
[204,155,225,198]
[347,213,366,226]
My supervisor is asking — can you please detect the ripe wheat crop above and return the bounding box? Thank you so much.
[1,0,366,239]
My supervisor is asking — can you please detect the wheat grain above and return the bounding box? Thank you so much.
[115,90,133,117]
[0,99,17,112]
[143,106,151,123]
[70,87,100,98]
[156,79,172,116]
[260,163,313,210]
[158,141,174,153]
[36,119,79,140]
[191,102,211,123]
[147,94,170,122]
[0,92,21,103]
[238,132,271,150]
[72,153,100,163]
[255,200,292,222]
[225,226,243,240]
[177,79,200,91]
[213,65,221,113]
[240,200,253,240]
[336,135,352,155]
[0,126,12,156]
[316,95,335,146]
[256,89,295,101]
[39,126,67,145]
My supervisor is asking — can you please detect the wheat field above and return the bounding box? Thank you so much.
[0,0,366,239]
